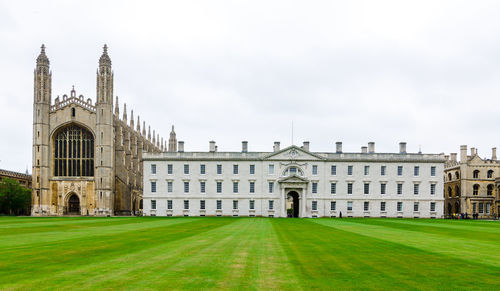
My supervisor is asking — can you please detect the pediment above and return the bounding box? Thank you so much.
[469,155,485,164]
[264,145,325,161]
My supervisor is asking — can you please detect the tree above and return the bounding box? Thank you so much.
[0,178,31,215]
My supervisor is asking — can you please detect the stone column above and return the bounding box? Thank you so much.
[281,188,286,217]
[301,187,307,218]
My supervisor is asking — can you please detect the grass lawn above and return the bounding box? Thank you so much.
[0,217,499,290]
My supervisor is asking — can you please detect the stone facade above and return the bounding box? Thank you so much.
[0,169,32,189]
[143,141,444,218]
[444,145,499,218]
[31,45,175,216]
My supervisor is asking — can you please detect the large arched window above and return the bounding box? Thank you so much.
[455,171,460,179]
[282,166,304,177]
[487,184,493,196]
[455,185,460,197]
[487,170,494,178]
[473,184,479,196]
[473,170,480,179]
[54,124,94,177]
[448,173,452,181]
[448,186,452,198]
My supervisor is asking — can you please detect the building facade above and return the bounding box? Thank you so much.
[444,145,499,218]
[0,169,32,189]
[31,45,176,216]
[143,141,444,218]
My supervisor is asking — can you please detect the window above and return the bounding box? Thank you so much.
[151,200,156,210]
[473,170,479,179]
[487,170,493,178]
[233,164,239,175]
[184,200,189,210]
[448,173,452,181]
[397,166,403,176]
[414,202,419,212]
[364,201,369,211]
[71,107,76,117]
[249,181,255,193]
[167,164,173,174]
[312,165,318,175]
[486,203,491,214]
[151,164,156,174]
[151,181,156,193]
[233,200,238,210]
[430,202,436,212]
[184,181,189,193]
[249,200,255,210]
[381,166,386,176]
[312,201,318,211]
[233,182,239,193]
[283,167,304,176]
[431,166,436,176]
[269,164,275,175]
[414,184,419,195]
[473,203,477,213]
[455,171,459,179]
[167,181,173,193]
[364,183,370,194]
[347,201,353,211]
[380,201,386,212]
[330,183,336,194]
[167,200,172,210]
[200,164,206,175]
[250,164,255,175]
[473,184,479,196]
[397,202,403,212]
[380,183,386,195]
[414,166,419,176]
[200,181,206,193]
[217,200,222,210]
[487,184,493,196]
[347,183,353,194]
[430,184,436,195]
[331,201,336,210]
[397,183,403,195]
[269,182,274,193]
[331,165,337,175]
[217,164,222,175]
[269,200,274,210]
[53,125,94,177]
[217,182,222,193]
[347,165,353,176]
[184,164,189,175]
[312,182,318,194]
[200,200,205,210]
[364,166,369,175]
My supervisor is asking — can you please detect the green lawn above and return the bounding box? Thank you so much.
[0,217,499,290]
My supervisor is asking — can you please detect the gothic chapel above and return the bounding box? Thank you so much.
[31,45,177,216]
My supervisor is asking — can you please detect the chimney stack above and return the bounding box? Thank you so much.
[471,147,476,156]
[399,142,407,154]
[450,153,457,162]
[492,147,497,160]
[303,141,310,151]
[178,141,184,152]
[444,155,449,161]
[273,141,280,152]
[460,145,467,163]
[368,142,375,153]
[209,141,216,152]
[336,142,342,153]
[242,141,248,153]
[361,146,368,153]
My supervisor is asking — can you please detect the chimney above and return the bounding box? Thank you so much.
[492,147,497,160]
[273,141,280,152]
[368,142,375,153]
[444,155,449,161]
[242,141,248,153]
[450,153,457,162]
[336,142,342,153]
[399,142,407,154]
[209,141,216,152]
[178,141,184,152]
[303,141,310,151]
[460,145,467,163]
[471,147,476,156]
[361,146,368,153]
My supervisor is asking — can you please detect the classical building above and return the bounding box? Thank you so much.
[31,45,176,216]
[143,141,444,218]
[0,169,32,189]
[444,145,499,218]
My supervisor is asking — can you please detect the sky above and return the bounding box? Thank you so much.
[1,0,500,173]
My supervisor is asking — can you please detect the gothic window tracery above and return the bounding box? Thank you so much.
[53,125,94,177]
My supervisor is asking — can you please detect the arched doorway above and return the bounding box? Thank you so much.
[68,194,80,215]
[287,191,300,218]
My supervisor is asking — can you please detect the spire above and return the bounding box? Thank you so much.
[99,44,112,68]
[157,134,160,148]
[96,44,113,104]
[148,126,151,140]
[130,110,134,128]
[168,125,177,152]
[36,44,50,67]
[153,130,156,144]
[161,137,164,151]
[142,121,146,136]
[137,115,141,132]
[123,103,127,121]
[115,96,119,115]
[34,44,51,103]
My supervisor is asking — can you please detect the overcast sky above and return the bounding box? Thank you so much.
[1,0,500,173]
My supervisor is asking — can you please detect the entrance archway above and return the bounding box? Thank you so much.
[68,194,80,215]
[287,191,300,218]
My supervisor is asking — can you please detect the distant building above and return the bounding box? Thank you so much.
[444,145,499,218]
[0,169,32,189]
[143,141,444,218]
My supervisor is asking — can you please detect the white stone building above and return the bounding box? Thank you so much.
[143,141,444,218]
